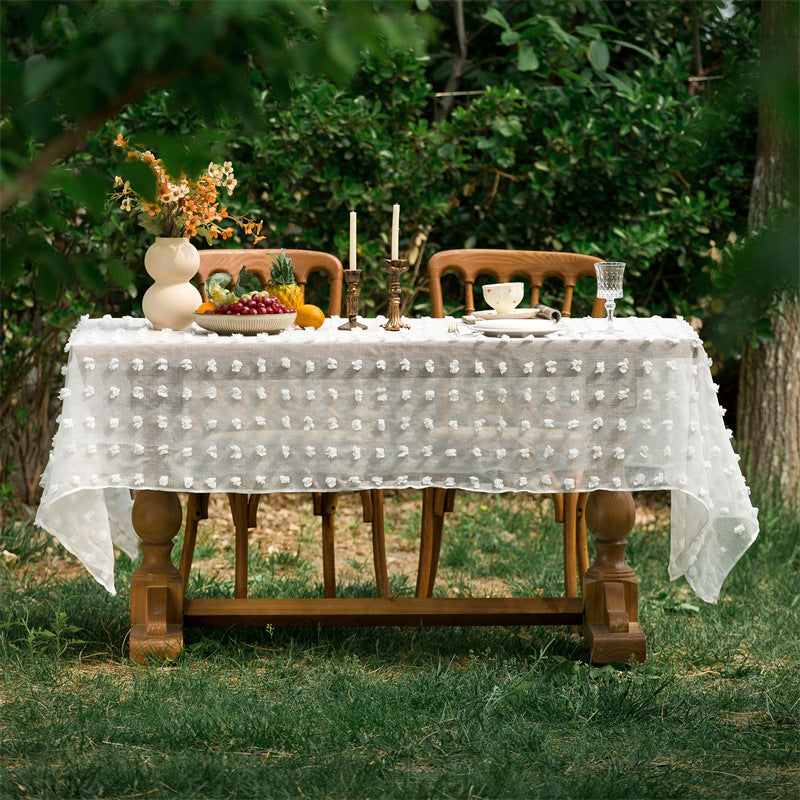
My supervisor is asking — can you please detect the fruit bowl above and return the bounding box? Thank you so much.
[193,311,297,335]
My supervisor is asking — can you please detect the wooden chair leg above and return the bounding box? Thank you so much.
[313,492,339,598]
[553,492,565,523]
[427,488,455,597]
[562,493,579,598]
[179,494,200,591]
[246,494,260,528]
[367,490,390,599]
[179,492,211,591]
[416,487,455,599]
[415,489,435,598]
[576,492,590,594]
[228,493,250,599]
[359,490,373,523]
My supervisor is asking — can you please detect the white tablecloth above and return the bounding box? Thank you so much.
[35,315,758,601]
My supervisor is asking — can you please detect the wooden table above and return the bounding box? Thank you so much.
[130,486,644,664]
[35,316,758,665]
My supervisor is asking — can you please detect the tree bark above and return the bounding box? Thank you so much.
[435,0,468,122]
[738,0,800,498]
[738,294,800,497]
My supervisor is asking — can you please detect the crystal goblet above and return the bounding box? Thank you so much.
[594,262,626,332]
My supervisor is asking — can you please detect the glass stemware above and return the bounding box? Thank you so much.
[594,262,626,332]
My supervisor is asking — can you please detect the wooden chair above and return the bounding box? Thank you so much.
[180,248,389,601]
[194,248,344,315]
[420,249,606,599]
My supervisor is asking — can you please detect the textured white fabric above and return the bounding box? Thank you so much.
[35,314,758,601]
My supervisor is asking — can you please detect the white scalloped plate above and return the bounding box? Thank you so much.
[193,312,297,335]
[473,318,561,338]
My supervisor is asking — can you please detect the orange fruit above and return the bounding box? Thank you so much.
[295,304,325,329]
[196,301,216,314]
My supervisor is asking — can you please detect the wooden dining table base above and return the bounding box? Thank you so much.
[128,489,646,665]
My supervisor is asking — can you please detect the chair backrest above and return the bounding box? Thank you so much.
[427,249,606,318]
[195,248,343,316]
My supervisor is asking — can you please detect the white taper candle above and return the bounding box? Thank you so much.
[349,211,357,270]
[391,204,400,260]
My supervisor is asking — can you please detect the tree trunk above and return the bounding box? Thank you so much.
[738,294,800,497]
[738,0,800,498]
[746,2,798,233]
[435,0,468,122]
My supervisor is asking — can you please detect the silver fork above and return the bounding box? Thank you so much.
[445,316,459,336]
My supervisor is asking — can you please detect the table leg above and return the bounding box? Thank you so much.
[129,490,184,663]
[581,490,646,664]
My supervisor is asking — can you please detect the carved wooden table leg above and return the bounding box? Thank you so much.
[130,490,184,663]
[581,490,646,664]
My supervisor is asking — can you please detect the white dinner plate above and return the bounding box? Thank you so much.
[473,318,562,337]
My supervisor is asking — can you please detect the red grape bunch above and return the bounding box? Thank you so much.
[205,290,294,316]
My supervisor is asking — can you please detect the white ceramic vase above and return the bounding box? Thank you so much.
[141,237,202,331]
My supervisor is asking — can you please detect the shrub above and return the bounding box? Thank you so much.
[0,2,759,506]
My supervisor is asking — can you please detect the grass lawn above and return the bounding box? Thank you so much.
[1,488,797,800]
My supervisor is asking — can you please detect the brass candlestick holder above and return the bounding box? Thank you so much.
[338,269,367,330]
[381,259,409,331]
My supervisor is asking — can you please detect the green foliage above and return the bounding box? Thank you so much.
[705,212,800,358]
[0,1,765,506]
[427,44,755,318]
[238,49,448,311]
[0,272,109,504]
[1,0,429,293]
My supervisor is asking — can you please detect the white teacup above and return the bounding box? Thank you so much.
[482,282,524,314]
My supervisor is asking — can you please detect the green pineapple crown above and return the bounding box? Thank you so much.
[270,248,295,284]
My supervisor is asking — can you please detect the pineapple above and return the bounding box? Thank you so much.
[268,249,303,311]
